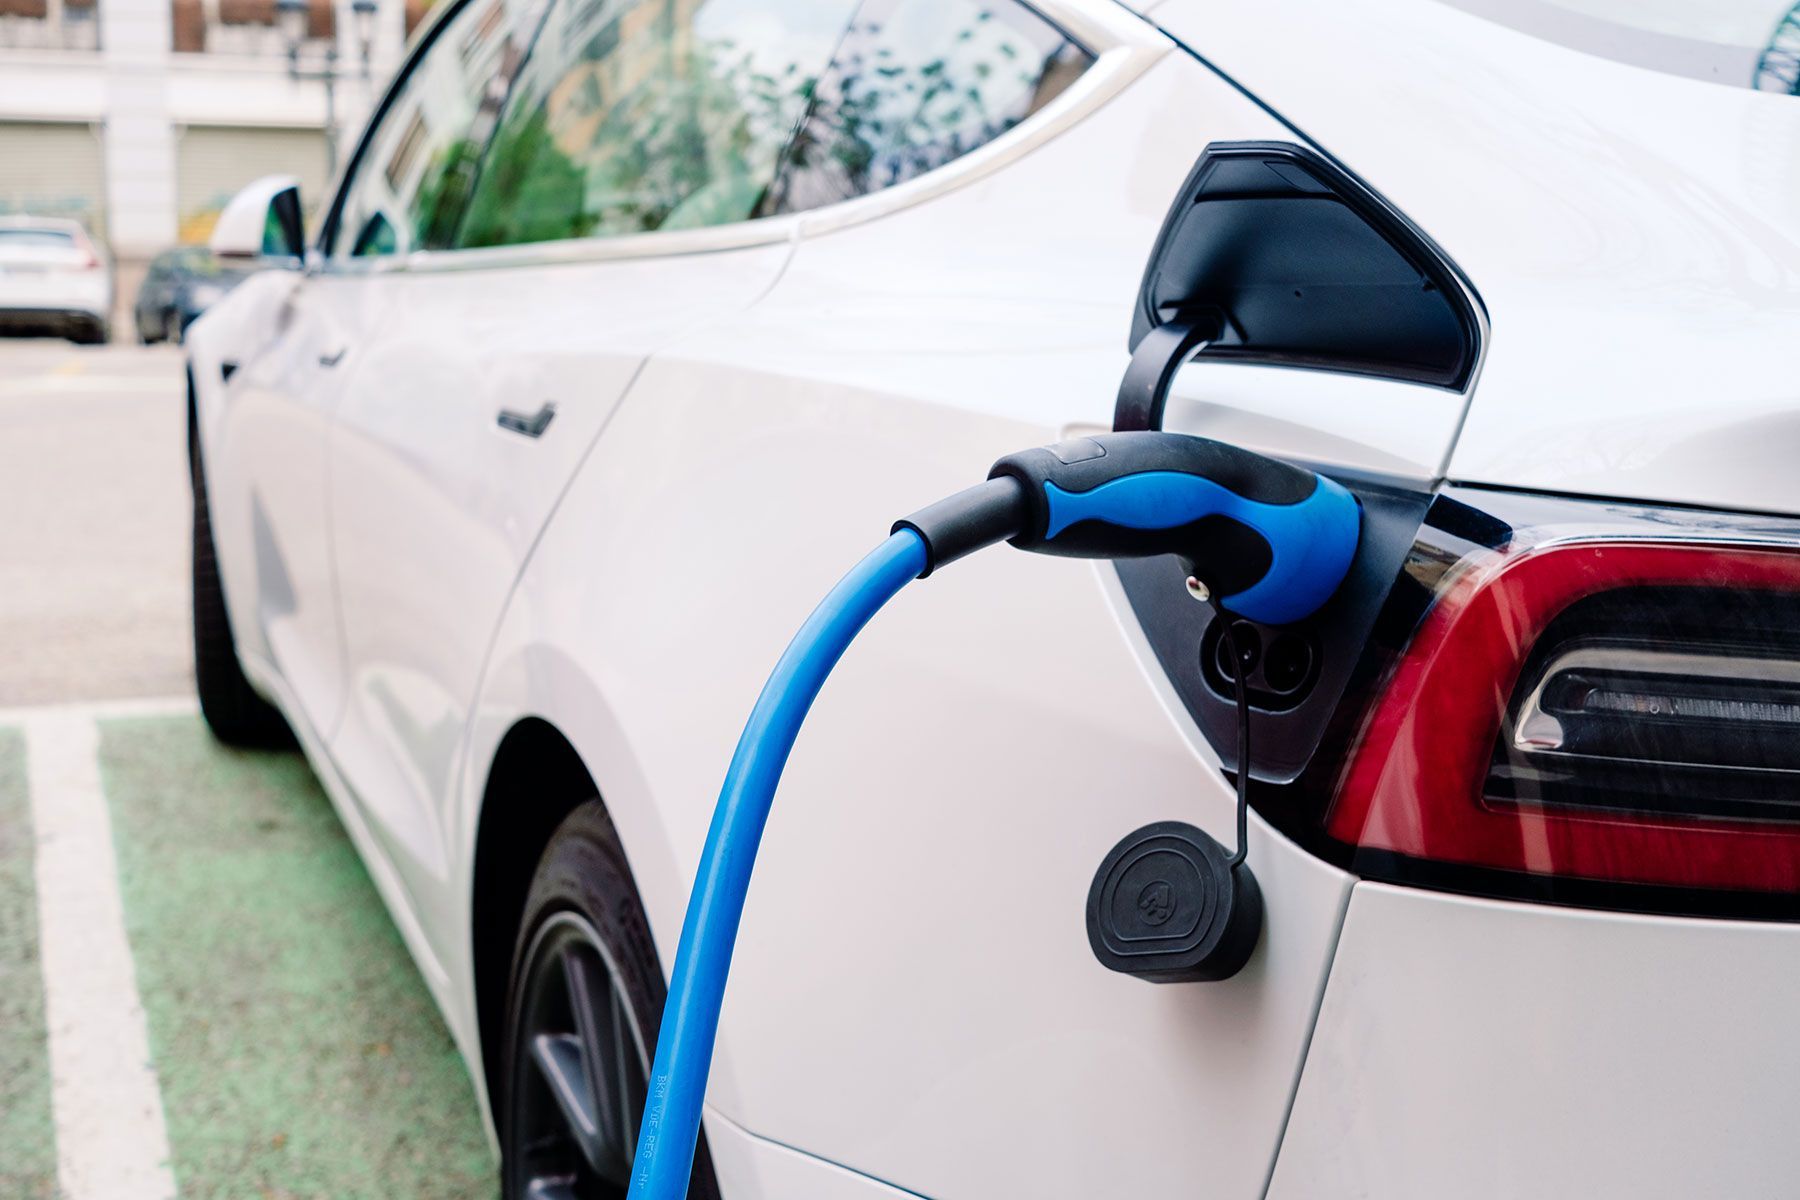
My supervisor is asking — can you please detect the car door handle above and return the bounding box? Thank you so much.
[318,347,347,367]
[497,401,556,438]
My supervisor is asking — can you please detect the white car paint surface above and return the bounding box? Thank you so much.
[184,0,1800,1195]
[1268,883,1800,1198]
[1157,0,1800,516]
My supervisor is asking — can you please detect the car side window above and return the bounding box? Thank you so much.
[759,0,1093,216]
[331,0,547,261]
[452,0,858,249]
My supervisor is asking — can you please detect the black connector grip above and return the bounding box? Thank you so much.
[893,476,1030,577]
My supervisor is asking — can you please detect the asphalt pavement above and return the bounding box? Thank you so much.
[0,341,193,707]
[0,339,497,1199]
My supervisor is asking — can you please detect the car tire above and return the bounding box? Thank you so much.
[72,319,108,346]
[190,436,294,748]
[502,802,722,1200]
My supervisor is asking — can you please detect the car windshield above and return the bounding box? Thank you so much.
[1439,0,1800,93]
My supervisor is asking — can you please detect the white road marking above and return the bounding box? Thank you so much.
[26,711,178,1200]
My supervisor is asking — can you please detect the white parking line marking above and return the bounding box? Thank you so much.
[26,711,177,1200]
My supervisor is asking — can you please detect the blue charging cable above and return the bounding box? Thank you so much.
[624,432,1360,1199]
[627,530,929,1198]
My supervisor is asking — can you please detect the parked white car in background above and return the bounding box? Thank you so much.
[0,215,111,344]
[185,0,1800,1195]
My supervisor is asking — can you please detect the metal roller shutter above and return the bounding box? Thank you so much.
[175,124,328,241]
[0,120,107,246]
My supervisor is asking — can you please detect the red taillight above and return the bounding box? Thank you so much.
[1330,539,1800,894]
[72,232,101,270]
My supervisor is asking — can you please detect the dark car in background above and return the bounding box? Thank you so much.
[133,246,253,344]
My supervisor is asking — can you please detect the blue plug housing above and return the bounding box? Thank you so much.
[991,432,1361,625]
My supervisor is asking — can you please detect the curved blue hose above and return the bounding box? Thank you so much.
[627,529,929,1200]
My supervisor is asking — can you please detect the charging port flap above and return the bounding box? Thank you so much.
[1115,140,1482,431]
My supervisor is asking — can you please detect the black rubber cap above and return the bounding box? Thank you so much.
[1085,821,1262,983]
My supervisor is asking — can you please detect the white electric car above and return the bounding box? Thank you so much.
[0,216,112,344]
[185,0,1800,1195]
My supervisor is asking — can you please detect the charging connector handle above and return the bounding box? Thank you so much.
[897,433,1358,624]
[988,431,1360,625]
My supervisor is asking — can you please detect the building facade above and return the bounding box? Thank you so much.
[0,0,424,263]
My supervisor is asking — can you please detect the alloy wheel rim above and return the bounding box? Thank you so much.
[509,911,650,1199]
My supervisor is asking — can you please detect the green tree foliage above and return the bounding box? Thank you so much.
[458,107,596,248]
[409,137,485,249]
[450,1,1073,248]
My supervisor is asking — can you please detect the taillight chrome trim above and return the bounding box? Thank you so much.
[1510,643,1800,758]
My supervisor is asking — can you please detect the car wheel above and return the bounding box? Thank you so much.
[190,436,294,747]
[503,802,721,1200]
[72,319,108,345]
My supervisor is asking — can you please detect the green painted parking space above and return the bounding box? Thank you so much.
[0,725,57,1200]
[95,715,497,1199]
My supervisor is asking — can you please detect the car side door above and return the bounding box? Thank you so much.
[205,246,384,741]
[218,0,554,754]
[323,0,861,972]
